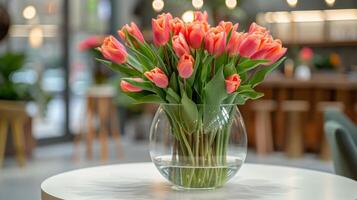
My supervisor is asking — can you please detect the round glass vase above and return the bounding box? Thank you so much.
[149,104,247,190]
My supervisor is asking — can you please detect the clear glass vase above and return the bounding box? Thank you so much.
[149,104,247,190]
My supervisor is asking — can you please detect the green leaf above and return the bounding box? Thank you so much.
[237,59,269,73]
[223,62,237,77]
[249,57,286,88]
[234,94,246,105]
[187,49,201,87]
[166,88,180,103]
[125,92,165,103]
[169,73,179,93]
[121,78,156,93]
[180,91,199,134]
[203,67,227,105]
[96,58,142,77]
[237,84,264,100]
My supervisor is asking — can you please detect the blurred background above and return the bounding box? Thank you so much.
[0,0,356,199]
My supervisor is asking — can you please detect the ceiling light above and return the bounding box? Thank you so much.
[152,0,164,12]
[225,0,237,9]
[325,0,335,7]
[286,0,298,7]
[23,5,37,20]
[192,0,204,9]
[182,10,194,23]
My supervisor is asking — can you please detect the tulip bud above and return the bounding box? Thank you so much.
[193,11,208,23]
[99,36,128,64]
[225,74,241,94]
[118,22,145,44]
[152,13,172,46]
[218,21,238,34]
[169,17,185,36]
[177,54,194,79]
[120,78,144,92]
[172,33,190,57]
[185,22,208,49]
[249,22,269,35]
[144,67,169,88]
[251,39,287,65]
[204,27,226,56]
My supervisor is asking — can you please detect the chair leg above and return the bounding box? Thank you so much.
[86,97,95,160]
[255,112,273,155]
[110,102,124,159]
[11,119,26,167]
[286,112,304,158]
[98,98,109,161]
[0,119,8,168]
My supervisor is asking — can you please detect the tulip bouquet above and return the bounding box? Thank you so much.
[97,11,286,189]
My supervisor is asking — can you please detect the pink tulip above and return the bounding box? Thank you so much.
[251,39,287,64]
[226,31,244,56]
[193,11,208,23]
[299,47,314,62]
[218,21,238,34]
[120,78,143,92]
[99,36,128,64]
[204,27,226,56]
[79,36,105,51]
[237,33,261,58]
[185,22,208,49]
[177,54,194,79]
[225,74,241,94]
[152,13,172,46]
[144,67,169,88]
[118,22,145,44]
[249,22,269,35]
[172,33,190,57]
[169,17,185,36]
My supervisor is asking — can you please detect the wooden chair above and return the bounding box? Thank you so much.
[282,101,309,158]
[84,85,123,161]
[251,100,277,155]
[0,100,28,167]
[317,102,344,160]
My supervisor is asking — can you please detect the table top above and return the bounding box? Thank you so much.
[41,162,357,200]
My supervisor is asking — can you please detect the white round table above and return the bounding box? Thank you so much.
[41,162,357,200]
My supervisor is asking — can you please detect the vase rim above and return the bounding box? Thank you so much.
[159,103,239,106]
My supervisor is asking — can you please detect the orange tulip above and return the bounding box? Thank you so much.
[185,21,208,49]
[120,78,143,92]
[152,13,172,46]
[118,22,145,44]
[177,54,194,79]
[99,36,128,64]
[169,17,185,36]
[144,67,169,88]
[225,74,241,94]
[193,11,208,23]
[218,21,238,34]
[204,27,226,56]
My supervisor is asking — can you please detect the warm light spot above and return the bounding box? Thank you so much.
[23,5,37,20]
[286,0,298,7]
[325,0,335,7]
[225,0,237,9]
[192,0,204,9]
[29,27,43,48]
[182,10,194,23]
[152,0,164,12]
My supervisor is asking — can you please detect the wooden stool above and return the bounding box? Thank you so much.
[251,100,277,155]
[282,101,309,158]
[85,85,123,161]
[318,102,344,160]
[0,100,28,167]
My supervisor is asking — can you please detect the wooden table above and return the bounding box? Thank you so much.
[41,162,357,200]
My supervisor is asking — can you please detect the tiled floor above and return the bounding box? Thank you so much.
[0,139,333,200]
